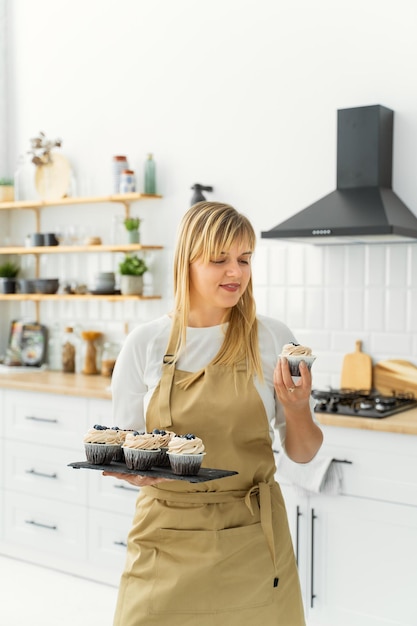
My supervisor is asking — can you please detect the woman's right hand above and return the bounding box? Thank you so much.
[102,471,174,487]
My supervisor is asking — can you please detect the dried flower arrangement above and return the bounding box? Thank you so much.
[29,131,62,166]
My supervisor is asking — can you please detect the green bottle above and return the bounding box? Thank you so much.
[144,153,156,194]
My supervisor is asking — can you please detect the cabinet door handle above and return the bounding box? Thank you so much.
[310,508,317,608]
[25,415,58,424]
[295,505,302,566]
[113,540,127,547]
[25,468,58,479]
[25,519,57,531]
[332,458,352,464]
[114,484,139,493]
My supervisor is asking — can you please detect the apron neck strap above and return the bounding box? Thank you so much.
[159,315,181,428]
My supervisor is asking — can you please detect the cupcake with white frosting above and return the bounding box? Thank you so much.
[167,434,205,475]
[151,428,176,467]
[84,424,122,465]
[280,342,316,376]
[122,431,163,470]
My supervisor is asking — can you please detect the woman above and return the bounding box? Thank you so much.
[108,201,323,625]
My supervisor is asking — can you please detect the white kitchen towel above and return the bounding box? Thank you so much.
[276,452,343,495]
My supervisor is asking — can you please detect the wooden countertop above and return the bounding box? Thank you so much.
[0,369,112,400]
[1,369,416,434]
[316,407,417,436]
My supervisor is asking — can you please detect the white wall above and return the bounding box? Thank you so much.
[3,0,417,386]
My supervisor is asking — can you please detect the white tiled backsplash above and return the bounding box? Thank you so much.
[253,241,417,389]
[7,240,417,389]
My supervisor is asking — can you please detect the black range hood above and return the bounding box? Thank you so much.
[261,105,417,244]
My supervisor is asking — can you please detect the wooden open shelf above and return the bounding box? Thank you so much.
[0,243,163,255]
[1,191,164,321]
[0,192,162,211]
[0,293,161,302]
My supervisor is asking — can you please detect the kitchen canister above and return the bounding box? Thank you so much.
[119,169,136,193]
[112,155,129,193]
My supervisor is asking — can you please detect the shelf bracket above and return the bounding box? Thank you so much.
[122,202,131,218]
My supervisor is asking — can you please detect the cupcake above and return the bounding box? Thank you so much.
[167,434,205,475]
[122,431,163,471]
[84,424,121,465]
[111,427,134,462]
[151,428,176,467]
[280,342,316,376]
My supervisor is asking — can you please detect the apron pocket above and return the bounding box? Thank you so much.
[150,522,274,614]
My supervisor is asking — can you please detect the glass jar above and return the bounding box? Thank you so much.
[101,341,121,377]
[112,155,129,194]
[81,331,102,375]
[119,169,136,193]
[61,326,78,373]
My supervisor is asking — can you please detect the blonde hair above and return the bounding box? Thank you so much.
[169,201,263,388]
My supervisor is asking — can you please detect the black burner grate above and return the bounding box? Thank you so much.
[312,389,417,419]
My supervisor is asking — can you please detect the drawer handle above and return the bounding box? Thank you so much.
[332,458,353,464]
[113,540,127,547]
[25,468,58,479]
[25,415,58,424]
[114,484,139,493]
[25,519,57,531]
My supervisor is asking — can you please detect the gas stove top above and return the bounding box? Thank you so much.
[312,389,417,419]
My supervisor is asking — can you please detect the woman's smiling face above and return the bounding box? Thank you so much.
[189,240,252,324]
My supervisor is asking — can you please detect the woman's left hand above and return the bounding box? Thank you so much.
[274,357,323,463]
[273,357,312,408]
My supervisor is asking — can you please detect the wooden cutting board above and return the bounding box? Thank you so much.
[373,359,417,396]
[340,340,372,391]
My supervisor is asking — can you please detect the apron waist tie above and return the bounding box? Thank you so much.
[143,482,277,573]
[245,483,277,574]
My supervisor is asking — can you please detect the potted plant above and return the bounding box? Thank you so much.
[0,178,14,202]
[118,253,148,295]
[124,216,141,244]
[0,260,20,294]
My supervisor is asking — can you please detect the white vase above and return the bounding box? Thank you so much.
[120,275,144,295]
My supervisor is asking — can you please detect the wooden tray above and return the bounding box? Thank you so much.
[68,461,238,483]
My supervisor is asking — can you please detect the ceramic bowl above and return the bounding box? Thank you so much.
[34,278,60,294]
[17,278,36,294]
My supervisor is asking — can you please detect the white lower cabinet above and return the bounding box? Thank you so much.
[0,389,137,585]
[279,426,417,626]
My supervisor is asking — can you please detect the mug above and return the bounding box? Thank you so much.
[30,233,44,246]
[44,233,59,246]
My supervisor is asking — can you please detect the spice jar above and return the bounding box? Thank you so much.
[112,155,129,194]
[119,169,136,193]
[81,330,102,375]
[61,326,78,373]
[101,341,120,377]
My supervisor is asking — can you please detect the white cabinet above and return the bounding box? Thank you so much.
[0,389,4,541]
[0,389,138,585]
[278,426,417,626]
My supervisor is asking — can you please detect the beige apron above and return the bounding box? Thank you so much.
[113,322,305,625]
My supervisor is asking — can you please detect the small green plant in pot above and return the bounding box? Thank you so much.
[0,177,14,202]
[118,254,148,295]
[0,260,20,294]
[124,216,141,244]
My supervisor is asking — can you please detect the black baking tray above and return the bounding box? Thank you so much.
[68,461,238,483]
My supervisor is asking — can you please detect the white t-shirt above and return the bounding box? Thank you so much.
[111,314,300,447]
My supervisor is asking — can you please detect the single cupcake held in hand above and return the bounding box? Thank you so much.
[167,433,205,475]
[122,431,163,471]
[280,342,316,376]
[84,424,122,465]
